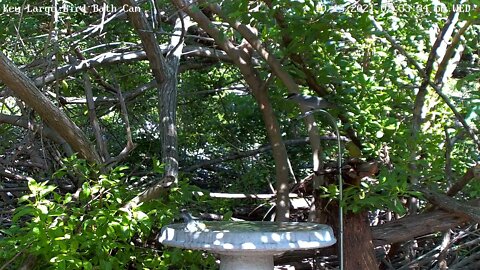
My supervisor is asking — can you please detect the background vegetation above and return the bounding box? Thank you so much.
[0,0,479,269]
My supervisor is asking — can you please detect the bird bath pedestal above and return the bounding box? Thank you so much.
[159,221,336,270]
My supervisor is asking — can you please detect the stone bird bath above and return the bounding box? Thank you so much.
[159,220,336,270]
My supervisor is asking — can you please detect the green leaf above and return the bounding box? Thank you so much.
[12,206,36,223]
[153,157,165,174]
[81,182,91,199]
[390,198,407,215]
[376,130,384,138]
[223,211,233,221]
[36,204,48,215]
[32,226,41,236]
[27,178,39,196]
[63,193,73,204]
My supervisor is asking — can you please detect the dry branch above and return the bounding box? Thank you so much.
[0,113,72,155]
[182,136,346,172]
[372,199,480,246]
[32,46,231,87]
[421,188,480,223]
[105,79,137,168]
[372,210,466,246]
[84,73,109,162]
[193,191,298,199]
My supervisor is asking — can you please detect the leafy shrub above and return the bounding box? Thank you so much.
[0,158,216,269]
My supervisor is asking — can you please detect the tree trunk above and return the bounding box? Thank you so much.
[158,63,179,179]
[122,0,192,179]
[250,86,291,221]
[318,160,379,269]
[344,211,379,269]
[120,1,191,207]
[172,0,293,221]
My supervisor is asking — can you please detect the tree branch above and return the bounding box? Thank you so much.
[0,51,100,163]
[371,14,480,151]
[434,19,472,84]
[31,46,232,87]
[105,79,137,168]
[0,113,71,154]
[120,1,168,84]
[371,204,475,246]
[182,136,346,172]
[84,73,109,162]
[172,0,295,221]
[446,164,480,196]
[421,187,480,223]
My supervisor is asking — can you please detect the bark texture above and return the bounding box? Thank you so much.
[172,0,293,221]
[0,51,101,163]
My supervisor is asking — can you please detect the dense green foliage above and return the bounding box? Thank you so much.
[0,0,479,268]
[0,157,216,269]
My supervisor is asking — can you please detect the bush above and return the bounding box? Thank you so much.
[0,159,216,269]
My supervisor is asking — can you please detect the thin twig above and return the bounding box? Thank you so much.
[0,243,33,270]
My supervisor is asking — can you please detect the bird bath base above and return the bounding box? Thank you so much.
[159,221,336,270]
[219,253,274,270]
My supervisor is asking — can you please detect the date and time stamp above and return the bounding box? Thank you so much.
[319,2,474,14]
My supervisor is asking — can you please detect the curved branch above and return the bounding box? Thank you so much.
[0,52,98,162]
[446,165,480,196]
[31,46,233,87]
[172,0,293,221]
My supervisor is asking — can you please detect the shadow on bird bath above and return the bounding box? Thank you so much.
[159,220,336,270]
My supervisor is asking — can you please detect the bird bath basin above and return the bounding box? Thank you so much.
[159,221,336,270]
